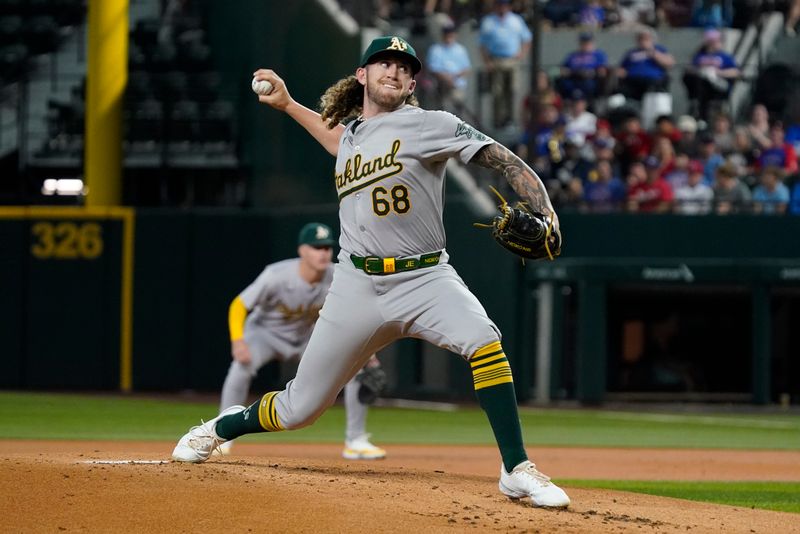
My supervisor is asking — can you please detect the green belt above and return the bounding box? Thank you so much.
[350,251,442,275]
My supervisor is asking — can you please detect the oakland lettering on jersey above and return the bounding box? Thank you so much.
[335,139,403,199]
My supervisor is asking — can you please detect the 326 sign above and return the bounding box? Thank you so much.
[30,221,104,260]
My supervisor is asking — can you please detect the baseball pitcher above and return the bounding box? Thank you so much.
[219,222,385,459]
[173,35,569,508]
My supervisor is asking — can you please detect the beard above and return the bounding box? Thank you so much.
[365,76,409,111]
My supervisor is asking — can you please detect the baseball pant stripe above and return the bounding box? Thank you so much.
[472,341,503,359]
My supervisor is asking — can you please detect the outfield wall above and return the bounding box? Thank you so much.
[1,208,799,404]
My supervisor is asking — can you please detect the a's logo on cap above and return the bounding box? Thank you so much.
[315,226,330,239]
[388,37,408,51]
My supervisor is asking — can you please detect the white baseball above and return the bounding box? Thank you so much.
[251,78,273,96]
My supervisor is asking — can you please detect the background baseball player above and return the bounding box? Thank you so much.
[173,35,570,508]
[218,222,386,459]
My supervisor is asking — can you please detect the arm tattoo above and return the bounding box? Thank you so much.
[471,143,553,213]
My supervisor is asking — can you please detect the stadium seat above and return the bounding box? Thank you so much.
[154,70,187,102]
[189,71,220,103]
[167,99,200,143]
[0,43,28,83]
[0,16,22,46]
[200,101,234,143]
[23,15,60,55]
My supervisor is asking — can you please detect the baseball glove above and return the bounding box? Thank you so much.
[357,365,388,405]
[475,187,561,261]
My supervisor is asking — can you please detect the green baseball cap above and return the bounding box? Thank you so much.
[359,36,422,75]
[297,222,336,247]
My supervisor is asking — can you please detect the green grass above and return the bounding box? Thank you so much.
[563,480,800,514]
[2,392,798,514]
[0,391,798,449]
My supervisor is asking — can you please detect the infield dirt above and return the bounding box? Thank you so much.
[1,440,798,533]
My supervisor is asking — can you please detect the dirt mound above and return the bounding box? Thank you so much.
[1,441,798,533]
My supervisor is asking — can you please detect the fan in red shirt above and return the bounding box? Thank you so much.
[626,156,674,212]
[615,115,652,174]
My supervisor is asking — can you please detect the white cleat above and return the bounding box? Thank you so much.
[171,405,245,463]
[499,461,571,508]
[342,434,387,460]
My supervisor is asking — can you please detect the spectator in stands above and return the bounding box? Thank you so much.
[752,166,790,214]
[616,0,658,28]
[728,126,759,179]
[579,0,606,28]
[564,90,598,147]
[552,139,591,206]
[757,122,799,175]
[689,0,733,28]
[627,156,674,212]
[713,160,751,214]
[682,29,740,120]
[616,29,675,101]
[698,132,724,185]
[746,103,772,150]
[790,179,800,215]
[615,115,652,174]
[583,159,627,212]
[542,0,585,27]
[676,115,700,158]
[479,0,532,128]
[557,32,609,103]
[674,159,714,214]
[711,112,735,155]
[652,115,682,146]
[427,22,472,114]
[650,136,677,178]
[664,152,693,189]
[786,0,800,35]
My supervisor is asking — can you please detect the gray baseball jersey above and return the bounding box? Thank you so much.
[239,258,334,360]
[335,105,493,257]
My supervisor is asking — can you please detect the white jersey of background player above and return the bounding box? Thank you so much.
[219,222,385,460]
[173,36,569,509]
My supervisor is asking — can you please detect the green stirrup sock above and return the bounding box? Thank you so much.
[471,342,528,473]
[215,392,284,440]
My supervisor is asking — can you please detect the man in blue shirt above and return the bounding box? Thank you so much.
[479,0,532,128]
[616,29,675,101]
[427,23,472,114]
[682,29,740,120]
[557,32,608,103]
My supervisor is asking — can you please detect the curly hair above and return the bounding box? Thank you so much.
[318,75,419,130]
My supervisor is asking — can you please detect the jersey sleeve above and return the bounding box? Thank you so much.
[238,266,274,310]
[417,110,495,164]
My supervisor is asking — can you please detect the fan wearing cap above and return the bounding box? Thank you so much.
[682,29,740,120]
[217,222,387,460]
[556,32,608,102]
[176,35,570,508]
[674,159,714,215]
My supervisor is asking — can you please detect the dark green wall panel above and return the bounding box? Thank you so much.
[0,220,25,387]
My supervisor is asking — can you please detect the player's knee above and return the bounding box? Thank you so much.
[279,404,327,430]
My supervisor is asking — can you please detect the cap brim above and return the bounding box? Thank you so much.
[362,50,422,75]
